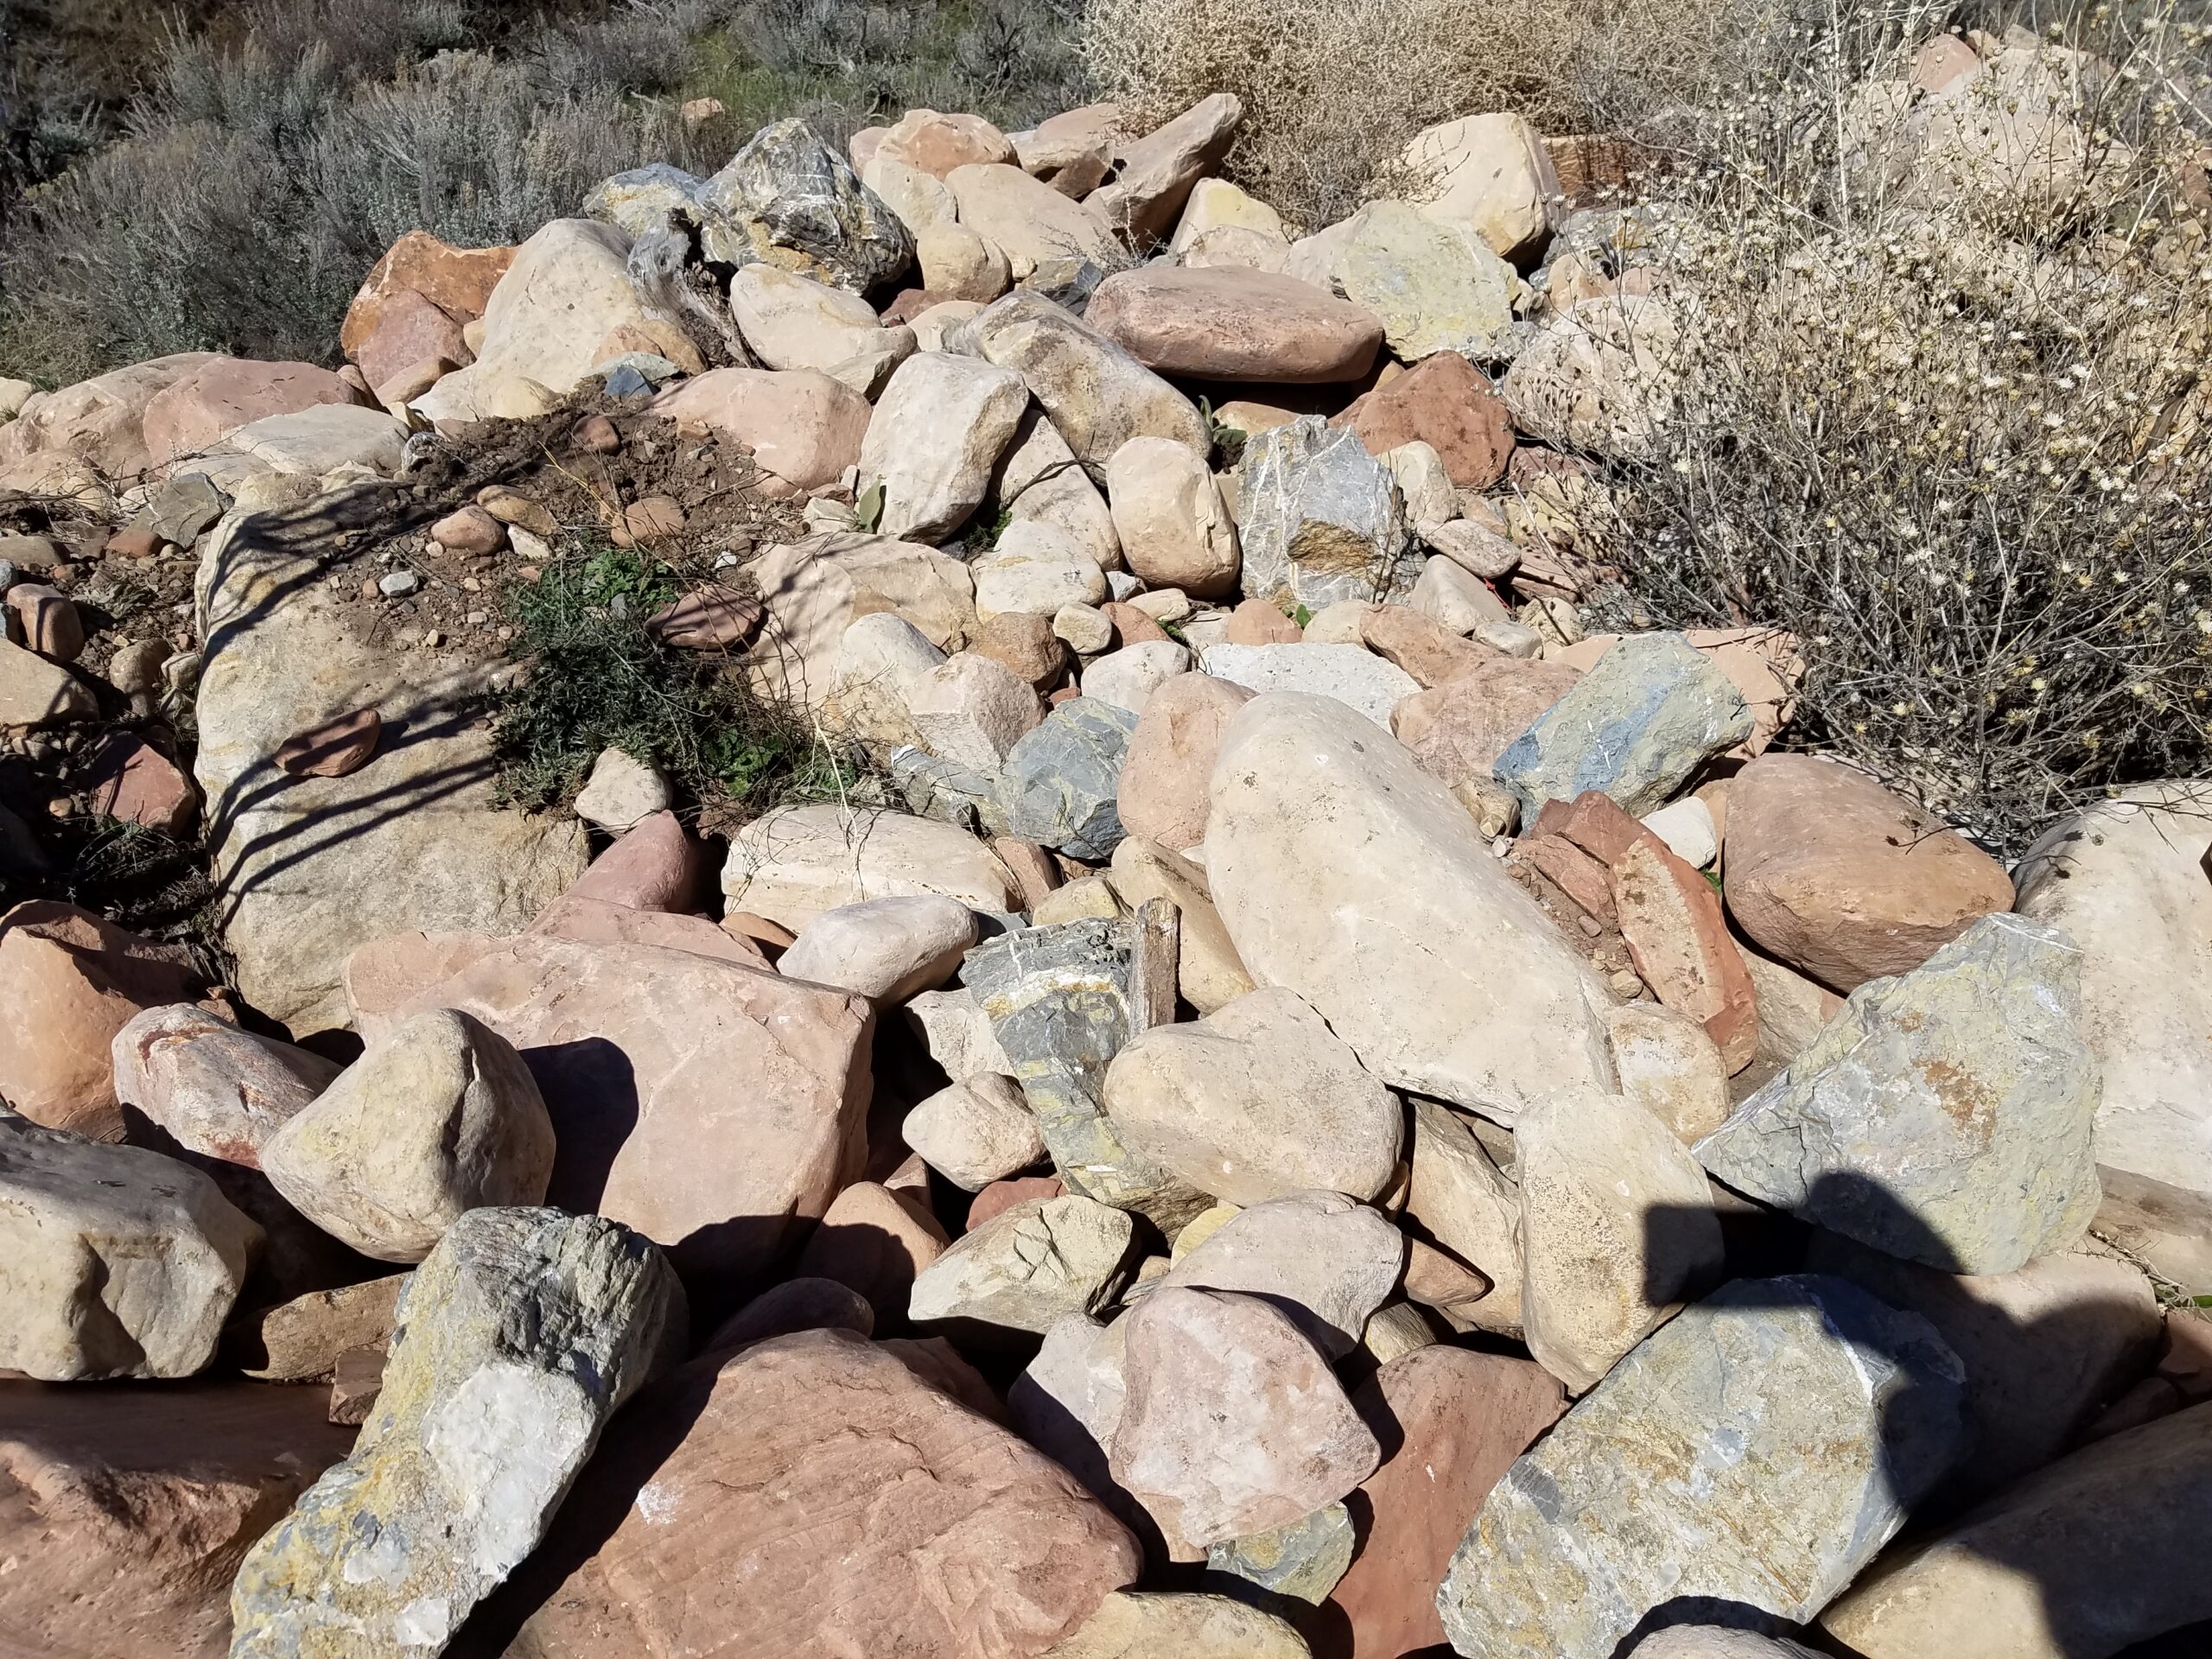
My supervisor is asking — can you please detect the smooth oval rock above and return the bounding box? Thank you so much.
[779,893,978,1002]
[110,1003,339,1167]
[1087,266,1384,385]
[1104,435,1240,597]
[904,1072,1047,1192]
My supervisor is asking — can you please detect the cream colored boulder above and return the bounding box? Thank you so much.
[917,223,1011,302]
[723,802,1023,930]
[861,152,958,236]
[967,291,1210,472]
[1170,178,1288,257]
[779,894,978,1003]
[1107,837,1255,1014]
[997,406,1123,570]
[1606,1001,1732,1144]
[1104,435,1239,598]
[1406,1097,1523,1331]
[1082,639,1191,717]
[859,352,1031,542]
[1401,111,1561,262]
[947,163,1117,277]
[904,649,1044,771]
[903,1072,1046,1191]
[1158,1190,1404,1358]
[974,522,1109,621]
[652,367,872,491]
[745,531,978,709]
[909,1192,1135,1335]
[823,611,946,752]
[729,264,915,381]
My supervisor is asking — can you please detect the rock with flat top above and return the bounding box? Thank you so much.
[1400,111,1560,261]
[1406,1098,1523,1331]
[1088,266,1382,384]
[947,163,1118,279]
[1159,1191,1403,1358]
[1208,1503,1354,1605]
[723,801,1021,928]
[1000,696,1139,859]
[1104,435,1240,597]
[1116,671,1253,850]
[1336,200,1517,360]
[1087,93,1243,245]
[1198,642,1418,730]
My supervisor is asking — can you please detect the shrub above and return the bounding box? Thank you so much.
[1578,1,2212,850]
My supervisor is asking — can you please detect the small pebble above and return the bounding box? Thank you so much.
[379,571,422,598]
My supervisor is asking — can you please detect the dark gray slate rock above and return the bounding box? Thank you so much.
[1236,415,1408,610]
[999,696,1138,860]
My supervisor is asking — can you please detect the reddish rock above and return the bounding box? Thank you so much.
[1116,671,1255,851]
[1389,657,1580,790]
[111,1003,336,1168]
[0,353,219,480]
[881,288,962,324]
[595,320,706,377]
[105,526,164,559]
[877,108,1018,177]
[340,930,500,1027]
[575,413,621,454]
[527,895,770,969]
[1520,834,1618,923]
[1331,352,1514,488]
[992,837,1064,912]
[725,910,799,949]
[1724,753,2014,991]
[1360,606,1497,689]
[792,1179,951,1313]
[430,504,505,555]
[502,1329,1140,1658]
[339,230,516,361]
[140,358,356,463]
[622,495,686,542]
[1542,788,1649,868]
[273,708,380,778]
[973,611,1069,691]
[390,933,874,1283]
[1100,600,1172,647]
[648,585,765,649]
[6,585,84,662]
[326,1344,385,1425]
[1613,836,1759,1072]
[86,734,198,836]
[1912,32,1981,93]
[1328,1347,1565,1657]
[561,810,707,912]
[0,1378,355,1659]
[354,288,469,395]
[1087,267,1384,385]
[704,1277,875,1354]
[1223,597,1301,646]
[0,901,203,1139]
[652,368,872,492]
[968,1174,1065,1231]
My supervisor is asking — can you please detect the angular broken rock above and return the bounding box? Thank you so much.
[1516,1085,1723,1393]
[1103,986,1401,1205]
[1437,1274,1967,1659]
[1198,641,1421,731]
[0,1116,260,1381]
[1107,837,1256,1016]
[1606,1001,1732,1144]
[1611,833,1759,1073]
[1042,1589,1311,1658]
[503,1327,1140,1658]
[231,1209,685,1659]
[1000,696,1139,860]
[778,893,977,1002]
[1335,200,1518,361]
[1696,914,2101,1276]
[1111,1287,1381,1554]
[904,1071,1047,1191]
[111,1002,339,1167]
[1160,1191,1404,1360]
[1207,693,1614,1122]
[1086,92,1243,245]
[1235,416,1408,611]
[261,1007,556,1264]
[1494,631,1753,819]
[860,351,1032,541]
[242,1272,407,1382]
[695,117,914,291]
[1405,1097,1524,1331]
[1207,1500,1355,1605]
[908,1192,1135,1337]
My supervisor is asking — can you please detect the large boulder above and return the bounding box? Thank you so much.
[728,264,912,376]
[140,358,356,464]
[1103,987,1401,1205]
[652,367,872,491]
[1201,640,1420,730]
[0,353,219,480]
[908,1192,1136,1337]
[1725,753,2014,992]
[1086,266,1383,384]
[1207,694,1614,1122]
[779,893,976,1002]
[1399,111,1560,261]
[1437,1274,1967,1659]
[414,219,654,423]
[194,498,587,1034]
[230,1208,686,1659]
[1335,200,1517,360]
[1087,92,1243,244]
[1103,435,1240,597]
[1696,914,2101,1276]
[339,229,513,360]
[723,801,1021,929]
[1392,656,1583,792]
[0,1379,353,1659]
[1819,1401,2212,1659]
[1156,1190,1404,1358]
[947,162,1118,278]
[965,292,1209,473]
[2014,787,2212,1288]
[860,352,1031,540]
[696,118,915,291]
[376,933,873,1283]
[1235,416,1408,610]
[499,1328,1141,1658]
[0,1118,259,1381]
[111,1003,338,1166]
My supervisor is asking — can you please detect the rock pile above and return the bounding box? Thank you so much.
[0,49,2207,1659]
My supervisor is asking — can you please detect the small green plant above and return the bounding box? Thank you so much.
[492,537,844,820]
[853,480,886,532]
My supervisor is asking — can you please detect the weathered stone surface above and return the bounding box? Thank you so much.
[1116,671,1252,850]
[1518,1085,1722,1392]
[1113,1287,1380,1554]
[194,502,586,1034]
[0,353,221,480]
[1336,201,1516,360]
[1198,643,1418,730]
[909,1192,1135,1337]
[1553,627,1802,760]
[1409,551,1510,636]
[570,747,669,835]
[948,162,1118,278]
[0,635,97,727]
[1012,103,1123,197]
[1209,1502,1354,1605]
[1000,696,1139,859]
[1358,604,1497,690]
[0,900,204,1138]
[111,1004,336,1167]
[1401,111,1560,261]
[967,292,1209,472]
[911,650,1047,771]
[779,893,976,1002]
[1042,1590,1310,1658]
[1388,656,1581,792]
[1405,1098,1522,1330]
[1495,632,1752,818]
[1332,351,1516,490]
[1437,1274,1967,1659]
[85,734,198,835]
[965,915,1205,1226]
[652,367,872,491]
[878,107,1016,178]
[231,1209,683,1658]
[379,933,872,1285]
[790,1179,948,1313]
[1613,834,1760,1072]
[242,1274,406,1382]
[996,407,1122,571]
[1104,989,1399,1205]
[1235,416,1408,610]
[1502,295,1681,459]
[861,352,1032,541]
[1082,639,1191,717]
[905,986,1017,1082]
[142,357,355,463]
[1606,1001,1732,1144]
[1108,838,1256,1015]
[1208,694,1613,1122]
[1329,1348,1565,1658]
[1634,1632,1822,1658]
[2014,788,2212,1288]
[503,1327,1139,1659]
[1104,435,1239,596]
[976,524,1110,623]
[261,1009,556,1263]
[1087,92,1243,240]
[744,531,978,712]
[340,230,512,360]
[1088,267,1382,385]
[1697,915,2101,1276]
[722,801,1019,928]
[0,1378,354,1659]
[1820,1400,2212,1659]
[696,118,914,291]
[0,1117,258,1381]
[905,1072,1047,1191]
[1159,1192,1403,1359]
[1725,753,2014,992]
[729,264,906,375]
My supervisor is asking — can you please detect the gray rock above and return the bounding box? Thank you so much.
[1236,416,1408,610]
[378,569,420,597]
[1634,1631,1823,1658]
[1207,1500,1355,1605]
[0,1115,260,1381]
[887,745,1009,835]
[1437,1274,1967,1659]
[1493,631,1752,817]
[229,1207,686,1659]
[146,470,229,548]
[697,118,913,294]
[999,696,1138,859]
[964,914,1208,1228]
[1696,915,2101,1276]
[584,162,705,238]
[1021,256,1106,312]
[966,291,1210,474]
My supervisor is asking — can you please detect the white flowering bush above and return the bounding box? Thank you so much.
[1586,1,2212,849]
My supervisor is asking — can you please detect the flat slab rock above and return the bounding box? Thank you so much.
[497,1328,1141,1659]
[1085,266,1384,385]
